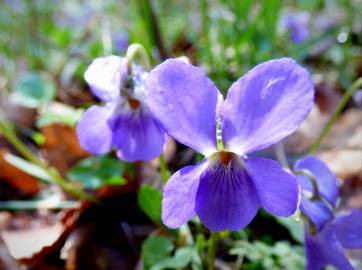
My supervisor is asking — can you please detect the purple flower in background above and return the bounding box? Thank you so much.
[113,32,129,53]
[145,58,314,230]
[282,11,310,43]
[76,55,165,162]
[294,156,362,270]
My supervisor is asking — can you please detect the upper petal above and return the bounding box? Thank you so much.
[76,105,113,155]
[246,157,299,217]
[294,155,338,207]
[111,105,165,162]
[145,59,220,156]
[84,55,127,101]
[332,209,362,249]
[220,58,314,155]
[195,156,260,231]
[304,225,354,270]
[162,161,207,229]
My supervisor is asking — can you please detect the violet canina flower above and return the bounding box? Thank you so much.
[76,55,166,162]
[294,156,362,270]
[145,58,315,231]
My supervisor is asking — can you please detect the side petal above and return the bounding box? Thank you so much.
[300,198,333,231]
[333,209,362,249]
[145,59,219,156]
[220,58,314,155]
[304,225,354,270]
[112,107,165,162]
[294,155,338,207]
[84,55,127,101]
[162,161,207,229]
[195,159,260,231]
[76,105,113,154]
[246,157,298,217]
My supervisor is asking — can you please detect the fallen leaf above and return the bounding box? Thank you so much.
[0,148,41,197]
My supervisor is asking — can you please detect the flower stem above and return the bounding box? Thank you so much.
[274,142,290,170]
[207,232,218,270]
[309,77,362,153]
[0,120,99,203]
[126,43,151,74]
[159,153,170,183]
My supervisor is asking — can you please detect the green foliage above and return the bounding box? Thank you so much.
[230,240,305,270]
[141,235,195,270]
[12,72,56,108]
[276,216,304,244]
[142,236,174,269]
[150,247,194,270]
[67,156,126,189]
[138,184,162,225]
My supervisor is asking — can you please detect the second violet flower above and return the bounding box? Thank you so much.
[145,58,315,231]
[76,55,166,162]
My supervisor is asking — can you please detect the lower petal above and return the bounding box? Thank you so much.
[246,157,298,217]
[112,108,165,162]
[304,225,354,270]
[333,209,362,249]
[162,161,207,229]
[195,159,260,231]
[76,105,113,154]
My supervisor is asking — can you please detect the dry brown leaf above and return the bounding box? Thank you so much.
[40,124,89,175]
[0,148,41,197]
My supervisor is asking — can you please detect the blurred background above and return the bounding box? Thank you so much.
[0,0,361,269]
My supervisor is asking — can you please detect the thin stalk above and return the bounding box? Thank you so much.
[207,232,219,270]
[126,43,151,74]
[0,200,78,210]
[309,77,362,153]
[274,142,290,170]
[0,121,99,203]
[159,153,170,183]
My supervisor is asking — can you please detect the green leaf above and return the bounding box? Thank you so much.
[142,235,174,270]
[150,247,194,270]
[36,103,84,128]
[138,184,162,225]
[4,153,52,182]
[276,216,304,243]
[12,72,56,108]
[67,156,126,189]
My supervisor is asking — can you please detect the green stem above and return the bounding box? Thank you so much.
[0,200,77,210]
[136,0,167,59]
[159,154,170,183]
[0,121,99,203]
[126,43,151,74]
[207,232,218,270]
[309,77,362,153]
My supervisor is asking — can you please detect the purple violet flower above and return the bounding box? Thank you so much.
[145,58,315,231]
[294,156,362,270]
[76,55,166,162]
[282,11,310,44]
